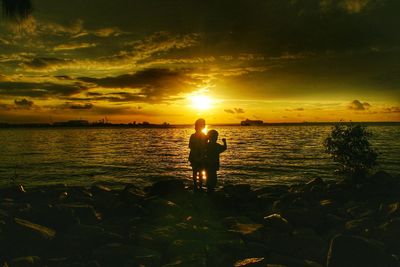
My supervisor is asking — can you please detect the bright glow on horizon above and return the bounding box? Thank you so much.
[189,94,213,110]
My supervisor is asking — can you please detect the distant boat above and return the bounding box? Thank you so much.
[241,119,264,126]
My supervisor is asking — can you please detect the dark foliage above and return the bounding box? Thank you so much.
[325,123,378,180]
[1,0,32,19]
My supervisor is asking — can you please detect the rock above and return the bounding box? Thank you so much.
[60,224,123,253]
[8,256,41,267]
[3,218,56,256]
[22,204,79,231]
[345,217,374,235]
[263,214,292,232]
[234,257,266,267]
[326,234,398,267]
[145,197,181,216]
[325,214,345,228]
[380,202,400,219]
[379,218,400,255]
[268,253,324,267]
[147,179,185,197]
[162,254,207,267]
[60,204,98,224]
[93,243,161,266]
[166,239,205,260]
[281,208,325,231]
[222,184,256,202]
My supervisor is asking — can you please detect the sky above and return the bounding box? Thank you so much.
[0,0,399,124]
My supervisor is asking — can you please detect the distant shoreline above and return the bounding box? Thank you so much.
[0,121,399,129]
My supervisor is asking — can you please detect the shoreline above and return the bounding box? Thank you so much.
[1,172,400,266]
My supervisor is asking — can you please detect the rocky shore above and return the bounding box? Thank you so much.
[1,172,400,267]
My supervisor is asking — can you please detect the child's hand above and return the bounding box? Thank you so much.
[222,138,226,143]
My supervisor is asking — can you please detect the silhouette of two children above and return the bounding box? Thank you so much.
[189,118,227,192]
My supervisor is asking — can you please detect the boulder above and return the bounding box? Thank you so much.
[146,179,185,197]
[233,257,266,267]
[93,243,161,266]
[345,217,374,235]
[326,234,398,267]
[8,256,41,267]
[379,218,400,255]
[59,204,98,224]
[263,214,292,232]
[281,208,325,231]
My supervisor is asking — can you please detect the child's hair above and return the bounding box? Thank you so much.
[194,118,205,131]
[207,129,218,142]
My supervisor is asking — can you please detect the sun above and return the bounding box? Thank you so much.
[189,95,212,110]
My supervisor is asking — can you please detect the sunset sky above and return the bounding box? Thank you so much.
[0,0,399,124]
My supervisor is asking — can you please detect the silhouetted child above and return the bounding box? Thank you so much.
[189,118,207,191]
[205,130,227,192]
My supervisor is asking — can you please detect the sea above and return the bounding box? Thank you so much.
[0,125,399,188]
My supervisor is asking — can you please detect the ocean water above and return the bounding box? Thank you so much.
[0,125,399,188]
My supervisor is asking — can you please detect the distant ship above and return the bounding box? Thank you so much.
[240,119,264,126]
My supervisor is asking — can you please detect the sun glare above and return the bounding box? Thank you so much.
[189,95,212,110]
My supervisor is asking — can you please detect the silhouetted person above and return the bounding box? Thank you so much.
[205,129,227,193]
[189,118,207,191]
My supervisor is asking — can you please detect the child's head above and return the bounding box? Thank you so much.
[207,129,218,143]
[194,118,205,132]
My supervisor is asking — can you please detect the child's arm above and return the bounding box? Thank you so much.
[221,138,227,152]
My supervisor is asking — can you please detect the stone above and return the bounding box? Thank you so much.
[379,218,400,255]
[326,234,398,267]
[234,257,266,267]
[145,197,181,216]
[8,256,41,267]
[60,204,99,224]
[345,217,374,234]
[147,179,185,197]
[263,214,292,232]
[281,208,325,230]
[93,243,161,266]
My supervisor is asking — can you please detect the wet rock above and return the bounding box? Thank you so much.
[268,252,324,267]
[325,214,345,228]
[166,239,205,260]
[3,218,56,256]
[263,214,292,232]
[60,224,123,253]
[8,256,41,267]
[162,254,207,267]
[233,257,266,267]
[327,234,398,267]
[146,179,185,197]
[145,197,181,217]
[379,218,400,255]
[281,208,325,231]
[380,202,400,219]
[93,243,161,266]
[60,204,98,224]
[345,217,374,235]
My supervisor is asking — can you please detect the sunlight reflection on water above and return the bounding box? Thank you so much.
[0,126,399,187]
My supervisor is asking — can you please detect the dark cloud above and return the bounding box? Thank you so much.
[65,103,93,110]
[382,107,400,113]
[286,107,304,111]
[14,98,34,108]
[22,57,73,70]
[224,108,245,114]
[0,81,88,98]
[79,68,197,103]
[349,100,371,110]
[234,108,245,113]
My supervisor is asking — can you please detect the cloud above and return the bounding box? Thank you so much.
[94,27,124,37]
[14,98,34,109]
[54,43,97,51]
[382,107,400,113]
[22,57,73,70]
[348,100,371,110]
[78,68,199,103]
[224,108,245,114]
[63,102,94,110]
[0,79,88,98]
[285,107,304,111]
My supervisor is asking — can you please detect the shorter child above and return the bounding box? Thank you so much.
[205,130,227,192]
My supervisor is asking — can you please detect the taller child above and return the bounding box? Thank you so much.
[188,118,207,191]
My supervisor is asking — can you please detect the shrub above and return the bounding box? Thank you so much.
[324,123,377,181]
